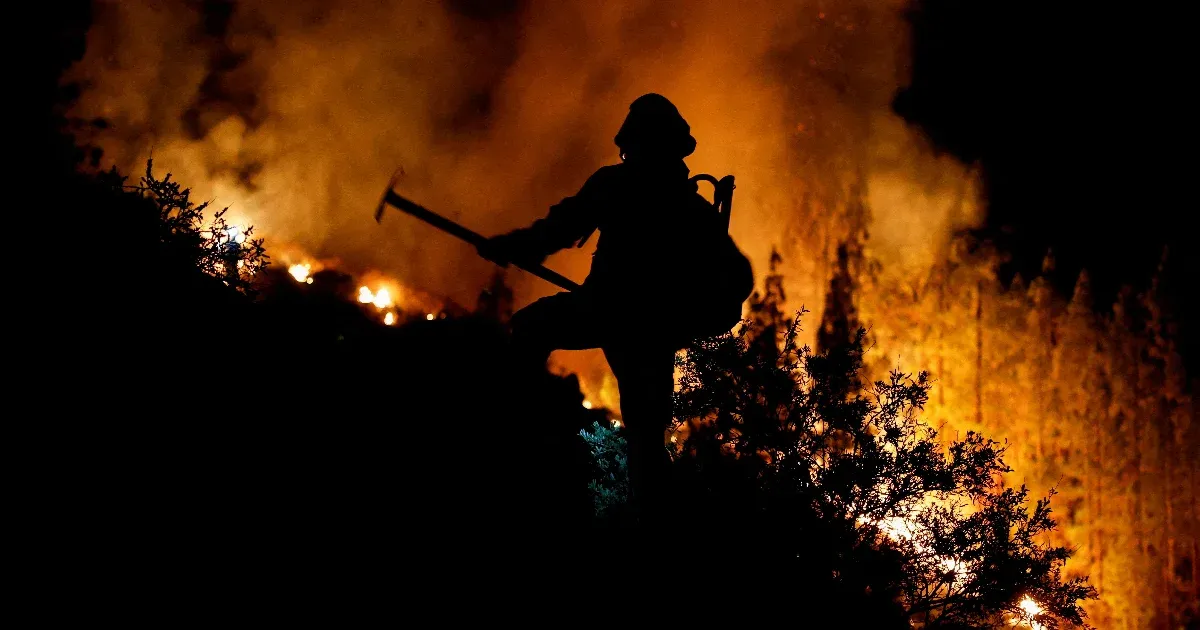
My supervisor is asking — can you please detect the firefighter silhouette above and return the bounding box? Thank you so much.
[480,93,751,525]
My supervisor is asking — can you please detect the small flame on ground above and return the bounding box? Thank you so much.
[358,285,394,308]
[289,263,312,283]
[350,274,443,325]
[582,400,594,409]
[611,419,622,429]
[281,249,450,333]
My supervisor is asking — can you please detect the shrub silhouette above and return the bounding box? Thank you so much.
[585,295,1096,626]
[597,309,1097,627]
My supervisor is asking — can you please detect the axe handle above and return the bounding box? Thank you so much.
[380,191,582,292]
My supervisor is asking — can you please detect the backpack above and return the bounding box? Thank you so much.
[682,173,755,339]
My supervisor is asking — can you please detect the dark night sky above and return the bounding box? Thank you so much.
[895,1,1194,306]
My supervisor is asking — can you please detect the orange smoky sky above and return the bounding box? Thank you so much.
[67,0,982,389]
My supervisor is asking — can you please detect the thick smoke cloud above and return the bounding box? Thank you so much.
[67,0,982,344]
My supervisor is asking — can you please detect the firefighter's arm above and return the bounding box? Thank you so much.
[479,169,608,266]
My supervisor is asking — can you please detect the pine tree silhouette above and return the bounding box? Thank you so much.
[819,240,862,354]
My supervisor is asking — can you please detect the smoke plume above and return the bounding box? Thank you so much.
[68,0,981,298]
[67,0,983,392]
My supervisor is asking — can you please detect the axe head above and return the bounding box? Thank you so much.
[374,168,405,223]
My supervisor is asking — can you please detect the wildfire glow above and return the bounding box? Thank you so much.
[68,3,1197,623]
[349,272,446,326]
[582,400,593,409]
[865,512,969,588]
[288,263,313,284]
[358,285,394,309]
[1011,596,1046,630]
[1019,597,1044,617]
[224,225,245,244]
[876,516,917,541]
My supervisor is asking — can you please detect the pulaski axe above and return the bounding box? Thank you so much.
[374,171,581,291]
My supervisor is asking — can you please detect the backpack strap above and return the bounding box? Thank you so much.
[690,174,736,232]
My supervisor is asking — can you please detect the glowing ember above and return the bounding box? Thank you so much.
[1011,596,1046,629]
[357,285,394,308]
[353,277,444,321]
[862,512,969,589]
[876,516,917,541]
[225,225,246,243]
[611,419,622,429]
[288,263,312,283]
[1019,597,1044,617]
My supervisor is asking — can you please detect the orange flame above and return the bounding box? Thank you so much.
[1011,595,1046,629]
[288,263,313,284]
